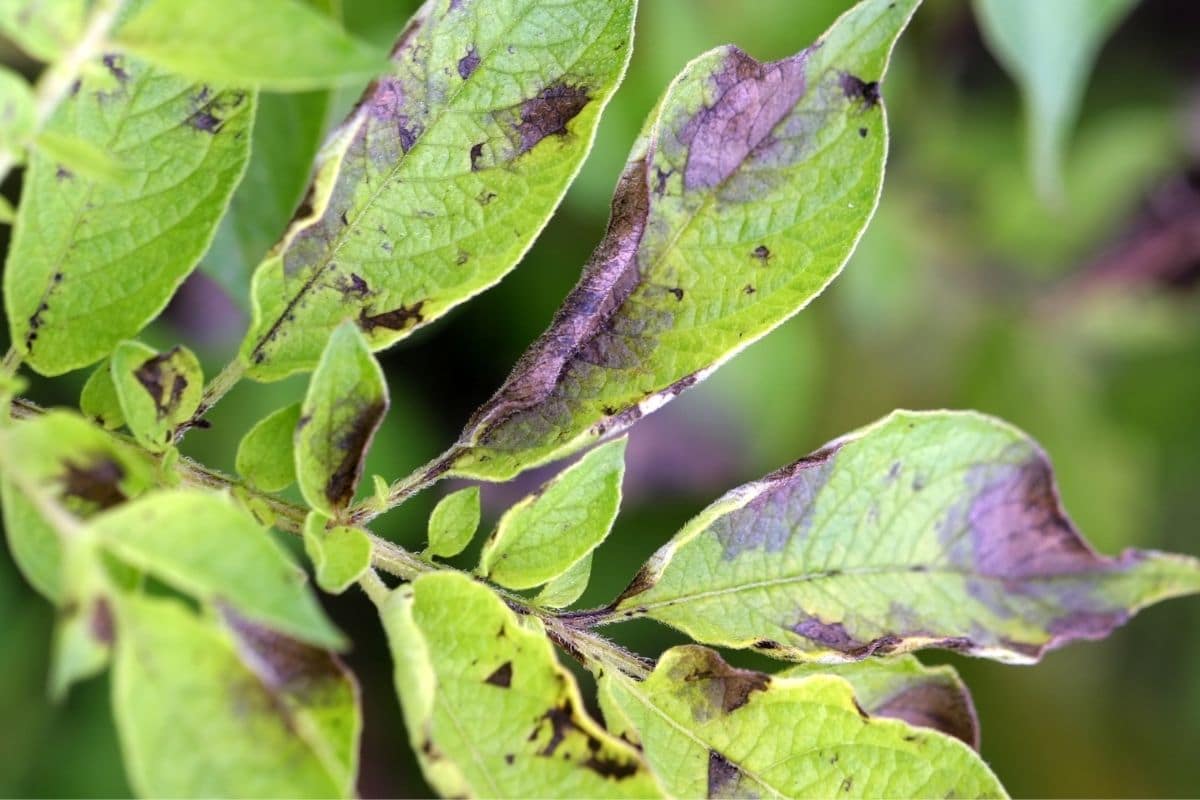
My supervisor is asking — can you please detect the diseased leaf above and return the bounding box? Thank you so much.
[479,437,626,589]
[90,488,344,649]
[425,485,480,559]
[974,0,1136,202]
[110,341,203,451]
[534,551,592,609]
[32,130,130,184]
[0,0,85,61]
[0,410,155,602]
[236,402,302,492]
[450,0,917,481]
[3,54,253,376]
[779,655,979,750]
[599,645,1004,799]
[612,410,1200,663]
[296,321,388,517]
[377,571,661,798]
[49,593,113,700]
[239,0,636,381]
[79,358,125,430]
[113,0,382,92]
[303,511,372,594]
[112,593,359,798]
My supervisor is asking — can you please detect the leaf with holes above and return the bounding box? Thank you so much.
[3,54,252,376]
[479,437,625,590]
[377,571,661,798]
[295,321,388,517]
[238,0,636,380]
[598,645,1003,799]
[110,341,203,451]
[449,0,917,481]
[612,410,1200,663]
[112,594,359,798]
[91,488,344,649]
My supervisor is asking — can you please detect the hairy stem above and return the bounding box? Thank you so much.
[347,446,460,526]
[180,358,247,437]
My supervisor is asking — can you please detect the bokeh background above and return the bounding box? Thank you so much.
[3,0,1199,796]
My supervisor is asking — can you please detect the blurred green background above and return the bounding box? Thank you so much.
[3,0,1199,796]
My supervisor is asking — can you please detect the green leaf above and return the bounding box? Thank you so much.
[296,321,389,517]
[377,571,661,798]
[49,594,112,700]
[113,593,359,798]
[0,193,14,225]
[612,410,1200,663]
[236,402,302,492]
[32,130,130,184]
[79,358,125,430]
[973,0,1137,203]
[425,485,480,559]
[114,0,382,92]
[3,54,253,376]
[599,645,1004,799]
[90,488,344,649]
[779,655,979,749]
[0,410,156,602]
[480,437,626,589]
[0,0,85,61]
[303,511,372,594]
[110,341,203,451]
[0,65,34,150]
[534,551,592,609]
[450,0,918,481]
[239,0,637,381]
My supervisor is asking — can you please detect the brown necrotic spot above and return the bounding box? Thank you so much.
[840,73,881,110]
[873,682,981,751]
[708,750,740,796]
[668,287,684,301]
[674,647,769,716]
[752,244,771,262]
[338,273,370,297]
[358,301,425,333]
[324,400,387,509]
[102,54,129,83]
[790,614,901,658]
[484,661,513,688]
[61,457,126,510]
[135,349,188,419]
[515,84,590,155]
[89,597,115,645]
[470,142,485,171]
[457,46,480,79]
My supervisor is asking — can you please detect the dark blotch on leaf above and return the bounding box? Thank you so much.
[324,400,388,509]
[135,348,188,420]
[840,73,881,109]
[89,597,115,645]
[708,750,740,796]
[458,46,480,79]
[470,142,485,171]
[359,301,426,333]
[874,682,981,751]
[102,54,129,83]
[60,457,126,510]
[669,287,684,301]
[484,661,513,688]
[752,245,771,261]
[679,647,769,714]
[515,84,590,154]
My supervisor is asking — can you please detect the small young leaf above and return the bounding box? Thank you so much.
[49,594,113,700]
[451,0,919,480]
[479,437,625,590]
[974,0,1137,202]
[613,410,1200,663]
[3,55,253,376]
[303,511,372,594]
[91,488,344,649]
[296,321,389,517]
[598,645,1003,798]
[534,551,592,609]
[779,656,979,750]
[425,486,480,559]
[0,410,156,602]
[0,65,34,150]
[79,358,125,430]
[377,571,660,798]
[0,0,85,61]
[113,0,383,91]
[236,402,302,492]
[239,0,637,380]
[112,594,359,798]
[110,341,203,451]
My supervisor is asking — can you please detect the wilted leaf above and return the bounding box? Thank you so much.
[3,54,252,376]
[479,437,625,590]
[612,410,1200,663]
[303,512,372,594]
[79,358,125,430]
[110,341,203,451]
[377,571,660,798]
[973,0,1137,202]
[114,0,382,91]
[236,402,302,492]
[239,0,636,380]
[295,321,388,517]
[779,655,979,749]
[450,0,918,480]
[90,488,344,649]
[599,645,1003,798]
[534,551,592,609]
[0,410,155,602]
[425,485,480,559]
[112,593,359,798]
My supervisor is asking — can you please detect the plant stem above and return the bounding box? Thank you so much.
[0,0,128,186]
[179,358,247,437]
[346,446,460,526]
